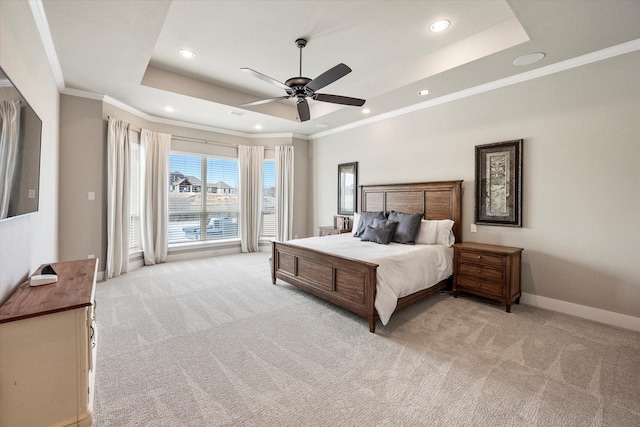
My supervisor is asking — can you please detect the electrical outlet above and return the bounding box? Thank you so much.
[88,254,95,259]
[88,192,95,200]
[470,224,477,233]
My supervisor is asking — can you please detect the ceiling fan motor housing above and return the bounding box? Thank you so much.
[285,76,313,96]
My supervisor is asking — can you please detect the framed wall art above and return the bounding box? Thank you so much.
[475,139,523,227]
[338,162,358,215]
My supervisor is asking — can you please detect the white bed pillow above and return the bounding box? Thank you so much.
[415,220,438,244]
[437,220,455,246]
[352,212,361,235]
[415,219,455,246]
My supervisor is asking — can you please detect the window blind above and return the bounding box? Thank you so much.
[168,153,239,244]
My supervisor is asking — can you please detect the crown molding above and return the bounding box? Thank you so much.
[28,0,65,92]
[31,0,639,142]
[310,38,640,140]
[104,96,305,140]
[61,87,105,101]
[60,87,308,141]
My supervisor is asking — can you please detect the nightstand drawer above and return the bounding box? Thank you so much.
[456,276,504,297]
[458,262,505,282]
[458,250,505,267]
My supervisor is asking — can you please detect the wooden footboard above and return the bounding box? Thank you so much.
[272,241,380,332]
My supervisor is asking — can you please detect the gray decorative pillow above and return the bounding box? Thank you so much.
[371,218,398,240]
[353,211,387,237]
[360,225,393,244]
[387,211,423,244]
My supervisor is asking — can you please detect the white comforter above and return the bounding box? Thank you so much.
[286,233,453,325]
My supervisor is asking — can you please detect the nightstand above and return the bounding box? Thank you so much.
[453,242,523,312]
[319,226,352,237]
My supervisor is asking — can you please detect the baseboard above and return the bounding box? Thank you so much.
[521,292,640,332]
[111,243,272,279]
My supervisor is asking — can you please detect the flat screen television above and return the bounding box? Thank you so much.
[0,65,42,220]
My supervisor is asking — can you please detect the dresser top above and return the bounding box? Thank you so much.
[454,242,523,255]
[0,258,98,323]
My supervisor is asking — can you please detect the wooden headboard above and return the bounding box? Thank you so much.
[359,180,463,242]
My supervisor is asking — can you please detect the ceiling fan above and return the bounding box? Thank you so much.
[240,38,366,122]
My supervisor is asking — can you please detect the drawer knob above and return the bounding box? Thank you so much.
[477,255,482,259]
[477,269,482,273]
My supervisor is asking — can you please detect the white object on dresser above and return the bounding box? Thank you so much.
[28,274,58,286]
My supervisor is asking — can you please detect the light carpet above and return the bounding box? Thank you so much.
[93,252,640,426]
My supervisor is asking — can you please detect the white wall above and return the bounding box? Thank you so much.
[0,1,59,304]
[59,95,104,265]
[310,52,640,320]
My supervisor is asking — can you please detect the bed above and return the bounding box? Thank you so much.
[271,180,463,332]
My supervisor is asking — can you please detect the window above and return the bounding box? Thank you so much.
[262,160,275,237]
[168,153,238,244]
[129,132,142,252]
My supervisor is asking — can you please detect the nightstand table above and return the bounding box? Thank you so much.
[319,226,352,237]
[453,242,523,312]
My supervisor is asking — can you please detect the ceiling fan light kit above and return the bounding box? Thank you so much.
[240,38,366,122]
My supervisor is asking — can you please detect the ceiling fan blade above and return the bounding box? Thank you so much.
[306,63,352,92]
[240,96,290,107]
[314,93,366,107]
[240,67,290,91]
[297,98,310,122]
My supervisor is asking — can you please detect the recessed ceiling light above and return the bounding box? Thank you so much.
[362,108,371,114]
[513,52,545,66]
[164,106,174,112]
[418,89,431,96]
[254,124,262,130]
[179,49,196,58]
[430,20,450,32]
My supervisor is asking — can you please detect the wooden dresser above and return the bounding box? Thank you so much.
[453,242,523,312]
[0,258,98,427]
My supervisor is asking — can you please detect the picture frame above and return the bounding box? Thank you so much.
[475,139,523,227]
[338,162,358,215]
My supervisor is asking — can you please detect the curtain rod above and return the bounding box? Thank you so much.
[107,116,239,148]
[107,116,277,150]
[107,116,142,133]
[171,135,238,148]
[171,136,277,153]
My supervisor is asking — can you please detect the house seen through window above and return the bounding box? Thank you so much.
[167,152,276,244]
[169,153,239,244]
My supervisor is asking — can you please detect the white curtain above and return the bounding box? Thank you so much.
[275,145,294,241]
[106,118,130,279]
[140,129,171,265]
[238,145,263,252]
[0,100,21,219]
